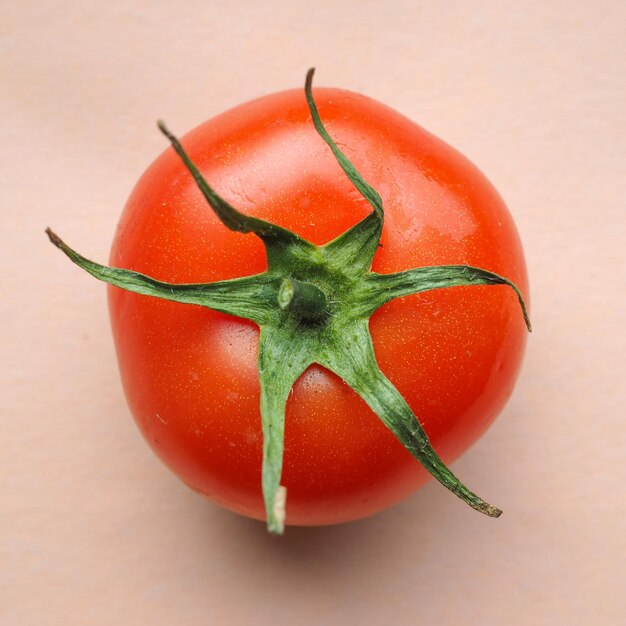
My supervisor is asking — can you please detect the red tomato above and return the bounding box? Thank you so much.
[108,86,528,525]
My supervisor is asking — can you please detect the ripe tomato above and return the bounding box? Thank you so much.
[107,84,528,526]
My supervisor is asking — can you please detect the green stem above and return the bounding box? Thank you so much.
[277,278,328,321]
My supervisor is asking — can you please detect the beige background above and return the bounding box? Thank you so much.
[2,1,625,624]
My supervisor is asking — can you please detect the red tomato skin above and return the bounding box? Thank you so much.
[108,87,528,526]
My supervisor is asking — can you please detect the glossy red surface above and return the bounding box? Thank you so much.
[108,87,528,525]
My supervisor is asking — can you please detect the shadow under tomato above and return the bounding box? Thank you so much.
[202,486,449,570]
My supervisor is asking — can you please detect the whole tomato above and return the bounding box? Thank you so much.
[49,71,529,532]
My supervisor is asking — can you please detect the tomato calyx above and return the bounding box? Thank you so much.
[47,68,531,534]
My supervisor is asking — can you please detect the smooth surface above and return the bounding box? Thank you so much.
[2,1,624,624]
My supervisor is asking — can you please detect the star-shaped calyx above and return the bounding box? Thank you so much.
[47,69,531,534]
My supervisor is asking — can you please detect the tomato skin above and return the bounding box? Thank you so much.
[108,87,528,525]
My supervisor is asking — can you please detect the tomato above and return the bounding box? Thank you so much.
[103,82,528,527]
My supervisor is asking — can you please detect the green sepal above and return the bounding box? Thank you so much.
[258,325,315,533]
[359,265,532,330]
[318,320,502,517]
[305,68,384,274]
[157,120,316,271]
[45,228,279,325]
[305,69,383,221]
